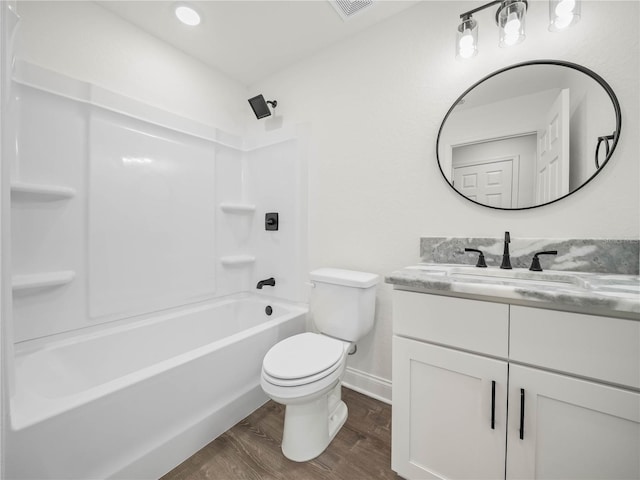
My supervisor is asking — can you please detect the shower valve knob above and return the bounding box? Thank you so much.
[265,212,279,231]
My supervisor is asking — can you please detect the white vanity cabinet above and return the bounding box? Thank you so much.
[393,336,508,479]
[506,364,640,479]
[392,289,640,480]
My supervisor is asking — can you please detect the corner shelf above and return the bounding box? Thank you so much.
[11,182,76,201]
[219,202,256,214]
[12,270,76,292]
[220,255,256,267]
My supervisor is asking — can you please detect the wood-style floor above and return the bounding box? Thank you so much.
[161,387,402,480]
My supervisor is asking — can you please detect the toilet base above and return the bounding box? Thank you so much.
[281,383,348,462]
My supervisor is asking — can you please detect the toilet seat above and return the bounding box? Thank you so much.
[262,333,349,387]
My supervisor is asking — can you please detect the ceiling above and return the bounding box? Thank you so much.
[97,0,419,86]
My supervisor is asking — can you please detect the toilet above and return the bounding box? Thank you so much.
[260,268,379,462]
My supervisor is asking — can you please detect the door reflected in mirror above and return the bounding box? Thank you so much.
[437,61,621,210]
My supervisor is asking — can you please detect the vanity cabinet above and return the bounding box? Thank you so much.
[393,336,508,479]
[506,364,640,479]
[392,289,640,480]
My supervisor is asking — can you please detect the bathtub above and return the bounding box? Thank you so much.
[6,293,307,479]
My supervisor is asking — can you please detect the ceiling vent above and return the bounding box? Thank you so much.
[329,0,374,21]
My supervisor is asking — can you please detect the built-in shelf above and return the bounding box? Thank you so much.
[12,270,76,291]
[11,182,76,201]
[220,255,256,267]
[219,203,256,214]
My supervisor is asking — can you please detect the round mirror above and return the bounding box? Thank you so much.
[437,60,621,210]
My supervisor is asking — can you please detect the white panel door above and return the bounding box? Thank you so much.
[392,336,508,480]
[506,364,640,480]
[536,89,570,204]
[453,159,514,208]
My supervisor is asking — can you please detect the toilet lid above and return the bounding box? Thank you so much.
[263,332,346,380]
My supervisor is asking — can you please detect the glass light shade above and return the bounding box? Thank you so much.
[456,17,478,59]
[549,0,581,32]
[497,0,526,47]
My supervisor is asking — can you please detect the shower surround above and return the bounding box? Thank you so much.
[3,58,308,478]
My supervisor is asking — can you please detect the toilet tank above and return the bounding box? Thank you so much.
[309,268,379,342]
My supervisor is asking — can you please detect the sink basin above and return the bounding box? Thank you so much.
[406,264,640,298]
[450,272,583,288]
[406,264,593,290]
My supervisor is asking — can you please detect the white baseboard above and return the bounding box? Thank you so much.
[342,367,392,405]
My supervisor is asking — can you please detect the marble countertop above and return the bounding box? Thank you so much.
[386,264,640,320]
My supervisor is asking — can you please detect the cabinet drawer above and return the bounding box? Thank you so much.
[510,306,640,389]
[392,290,509,358]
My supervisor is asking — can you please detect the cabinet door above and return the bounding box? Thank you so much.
[506,365,640,480]
[392,336,508,480]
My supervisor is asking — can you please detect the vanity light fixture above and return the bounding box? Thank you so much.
[174,3,201,26]
[549,0,581,32]
[456,0,582,58]
[456,0,528,59]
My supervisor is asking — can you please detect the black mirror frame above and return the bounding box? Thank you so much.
[436,59,622,211]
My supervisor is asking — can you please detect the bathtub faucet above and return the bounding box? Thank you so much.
[256,277,276,289]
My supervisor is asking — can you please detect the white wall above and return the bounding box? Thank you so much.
[14,1,248,134]
[250,0,640,394]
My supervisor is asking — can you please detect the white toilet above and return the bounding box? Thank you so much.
[260,268,379,462]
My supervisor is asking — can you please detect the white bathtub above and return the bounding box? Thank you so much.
[6,293,307,479]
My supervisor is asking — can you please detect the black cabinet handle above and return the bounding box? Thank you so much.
[519,388,525,440]
[491,380,496,430]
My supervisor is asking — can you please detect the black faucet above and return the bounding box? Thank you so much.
[500,231,512,270]
[464,248,487,268]
[256,277,276,289]
[529,251,558,271]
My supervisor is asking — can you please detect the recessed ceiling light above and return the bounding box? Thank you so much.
[174,4,201,26]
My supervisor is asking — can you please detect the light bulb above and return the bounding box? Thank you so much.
[553,15,573,30]
[503,33,520,46]
[456,17,477,59]
[555,0,576,17]
[549,0,580,32]
[554,0,576,29]
[458,31,476,58]
[459,31,474,49]
[458,45,476,59]
[504,12,521,35]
